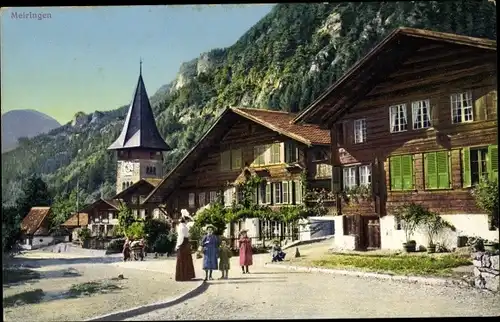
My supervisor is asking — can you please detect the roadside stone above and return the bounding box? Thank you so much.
[471,252,499,292]
[491,256,499,271]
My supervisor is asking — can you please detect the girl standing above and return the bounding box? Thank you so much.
[238,229,253,274]
[218,238,232,279]
[123,238,131,262]
[201,224,218,281]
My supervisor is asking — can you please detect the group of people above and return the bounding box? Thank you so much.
[122,237,146,261]
[175,214,255,282]
[175,213,287,282]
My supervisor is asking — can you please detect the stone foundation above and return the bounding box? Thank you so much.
[472,252,499,292]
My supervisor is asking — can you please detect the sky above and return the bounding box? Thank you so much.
[1,5,274,124]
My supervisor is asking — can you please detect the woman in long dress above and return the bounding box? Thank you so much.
[201,225,218,281]
[175,215,196,281]
[238,229,253,274]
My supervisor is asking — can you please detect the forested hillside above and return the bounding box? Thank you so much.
[2,1,497,207]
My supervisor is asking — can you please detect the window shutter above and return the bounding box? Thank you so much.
[462,147,471,188]
[231,149,242,170]
[401,155,414,190]
[390,156,402,190]
[266,183,272,204]
[436,151,450,189]
[488,145,498,181]
[294,180,302,204]
[221,150,231,171]
[425,153,438,189]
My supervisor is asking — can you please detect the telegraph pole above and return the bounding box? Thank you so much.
[76,178,80,227]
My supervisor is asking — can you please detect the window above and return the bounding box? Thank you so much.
[274,182,282,204]
[150,152,155,159]
[412,99,432,129]
[253,145,266,166]
[122,182,126,191]
[223,187,234,206]
[284,142,298,163]
[359,165,371,186]
[236,188,244,203]
[231,149,242,170]
[451,91,473,124]
[316,163,332,178]
[270,143,281,164]
[294,181,303,204]
[220,150,231,171]
[424,151,451,189]
[188,193,195,207]
[389,104,408,133]
[283,181,290,204]
[209,191,217,204]
[390,155,414,191]
[343,167,357,190]
[265,182,272,204]
[354,119,367,143]
[462,145,498,187]
[198,192,206,207]
[252,186,259,204]
[336,122,345,146]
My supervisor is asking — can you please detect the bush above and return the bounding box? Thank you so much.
[144,219,170,246]
[472,176,499,229]
[153,231,177,254]
[78,227,91,241]
[105,238,125,254]
[125,222,145,239]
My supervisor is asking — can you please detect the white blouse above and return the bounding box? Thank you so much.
[176,223,189,249]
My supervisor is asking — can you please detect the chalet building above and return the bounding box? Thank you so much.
[20,207,69,249]
[81,65,170,237]
[61,212,89,241]
[294,27,498,250]
[143,107,334,243]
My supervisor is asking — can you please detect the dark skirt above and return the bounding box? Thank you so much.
[176,238,196,281]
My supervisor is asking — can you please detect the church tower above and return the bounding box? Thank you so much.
[108,62,171,194]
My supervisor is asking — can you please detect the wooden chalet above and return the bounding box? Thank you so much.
[294,27,498,250]
[20,207,53,249]
[61,212,89,241]
[143,107,333,241]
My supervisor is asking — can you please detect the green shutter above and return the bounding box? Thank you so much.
[462,148,471,188]
[488,145,498,181]
[425,153,438,189]
[390,156,402,190]
[401,155,414,190]
[436,151,450,189]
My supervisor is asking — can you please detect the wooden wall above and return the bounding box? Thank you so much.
[329,46,497,216]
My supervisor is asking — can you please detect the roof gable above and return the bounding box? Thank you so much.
[21,207,51,235]
[61,213,89,227]
[112,178,158,199]
[80,198,119,214]
[108,73,171,151]
[293,27,497,126]
[143,107,330,204]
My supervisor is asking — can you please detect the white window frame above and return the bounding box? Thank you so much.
[353,119,367,143]
[223,187,234,207]
[265,182,272,204]
[343,166,357,190]
[282,181,290,204]
[389,104,408,133]
[451,91,474,124]
[188,193,195,207]
[209,191,217,204]
[198,192,206,207]
[253,145,266,166]
[294,180,303,205]
[359,165,372,186]
[274,182,282,204]
[412,99,432,130]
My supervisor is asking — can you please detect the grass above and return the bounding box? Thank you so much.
[3,289,45,308]
[307,253,472,277]
[67,280,121,298]
[2,268,41,285]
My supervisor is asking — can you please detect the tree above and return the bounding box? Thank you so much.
[16,175,52,219]
[2,206,22,252]
[49,189,79,230]
[472,176,499,229]
[117,202,135,235]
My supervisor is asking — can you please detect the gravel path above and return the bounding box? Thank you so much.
[3,253,200,322]
[126,261,500,320]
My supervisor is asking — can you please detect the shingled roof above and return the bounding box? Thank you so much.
[21,207,51,235]
[232,108,330,146]
[108,69,171,151]
[61,213,89,227]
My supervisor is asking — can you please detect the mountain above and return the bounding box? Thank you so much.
[1,1,497,207]
[1,109,61,153]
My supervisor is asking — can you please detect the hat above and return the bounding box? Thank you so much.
[204,224,216,231]
[180,209,191,220]
[239,229,248,235]
[272,239,280,244]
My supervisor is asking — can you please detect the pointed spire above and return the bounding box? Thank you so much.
[139,58,142,76]
[108,70,171,151]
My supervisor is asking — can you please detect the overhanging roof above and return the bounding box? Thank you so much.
[143,107,331,204]
[293,27,497,126]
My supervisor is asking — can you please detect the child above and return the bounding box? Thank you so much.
[238,229,253,274]
[218,238,232,279]
[271,240,286,262]
[123,238,131,262]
